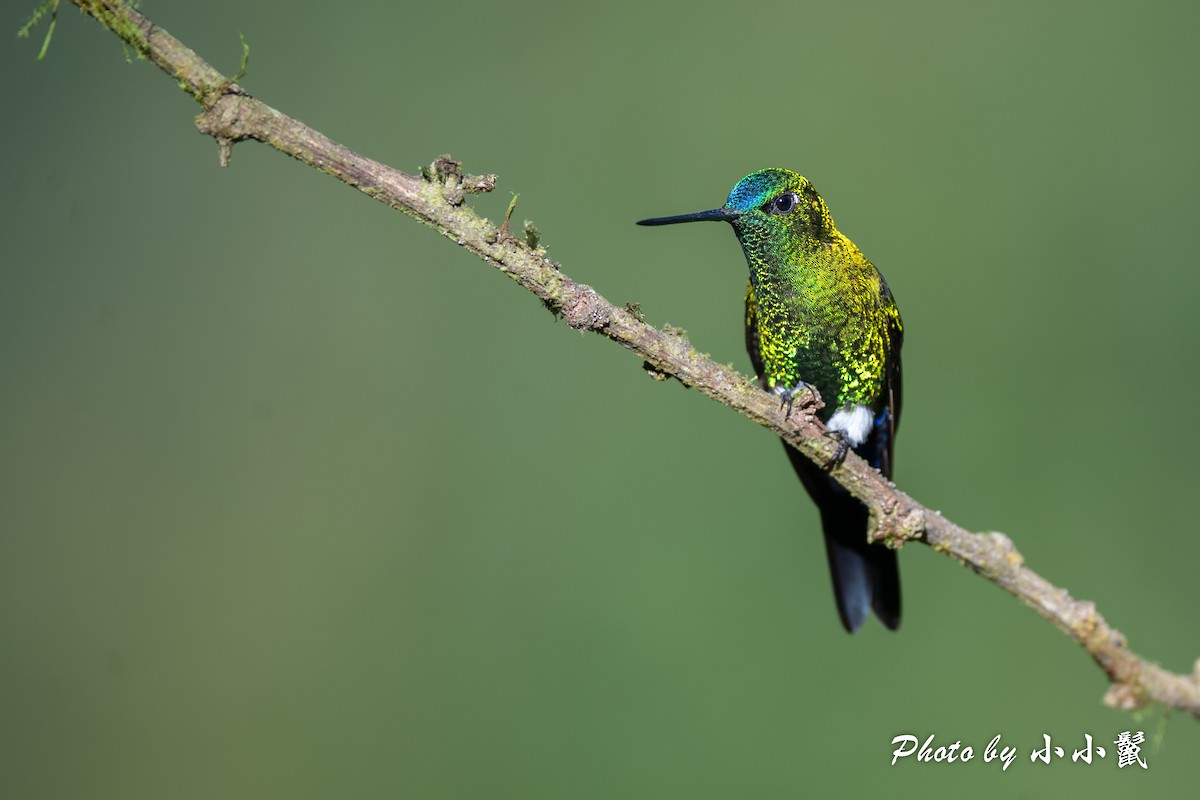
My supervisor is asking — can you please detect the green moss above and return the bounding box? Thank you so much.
[17,0,59,60]
[522,219,540,250]
[95,1,149,62]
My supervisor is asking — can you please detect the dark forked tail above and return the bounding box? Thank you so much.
[784,444,901,633]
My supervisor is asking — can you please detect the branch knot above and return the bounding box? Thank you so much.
[195,93,264,165]
[420,155,496,206]
[560,286,611,332]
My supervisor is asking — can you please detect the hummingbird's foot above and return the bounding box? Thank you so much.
[823,430,850,470]
[773,382,814,420]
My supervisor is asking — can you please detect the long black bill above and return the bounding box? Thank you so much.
[636,207,738,226]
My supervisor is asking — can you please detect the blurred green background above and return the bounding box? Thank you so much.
[3,1,1199,797]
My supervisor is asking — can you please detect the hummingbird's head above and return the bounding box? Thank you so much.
[637,168,835,244]
[724,168,835,241]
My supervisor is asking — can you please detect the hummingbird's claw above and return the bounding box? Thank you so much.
[823,430,850,470]
[775,381,815,420]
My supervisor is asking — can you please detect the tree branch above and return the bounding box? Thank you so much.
[66,0,1200,717]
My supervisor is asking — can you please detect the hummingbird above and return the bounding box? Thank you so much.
[638,168,903,632]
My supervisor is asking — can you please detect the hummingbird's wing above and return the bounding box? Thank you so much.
[744,281,764,377]
[880,288,903,480]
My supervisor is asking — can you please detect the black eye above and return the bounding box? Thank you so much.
[769,192,797,214]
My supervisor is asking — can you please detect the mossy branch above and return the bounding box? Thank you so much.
[61,0,1200,718]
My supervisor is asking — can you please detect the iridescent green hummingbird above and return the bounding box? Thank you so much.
[638,168,903,632]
